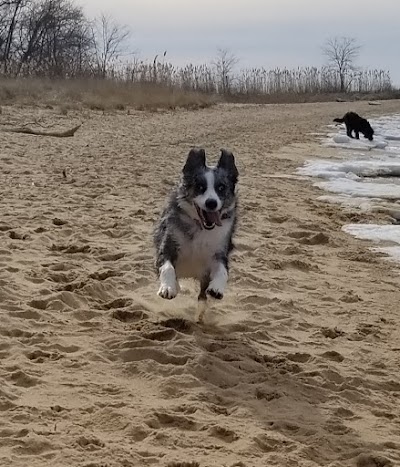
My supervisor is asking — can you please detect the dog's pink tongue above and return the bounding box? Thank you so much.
[206,211,222,226]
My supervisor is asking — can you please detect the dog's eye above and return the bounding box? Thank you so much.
[196,183,206,193]
[217,183,226,193]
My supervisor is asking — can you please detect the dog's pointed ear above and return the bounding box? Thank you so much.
[183,148,206,175]
[217,149,238,182]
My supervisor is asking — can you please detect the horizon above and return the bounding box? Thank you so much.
[79,0,400,87]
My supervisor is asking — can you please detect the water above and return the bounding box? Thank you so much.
[297,112,400,263]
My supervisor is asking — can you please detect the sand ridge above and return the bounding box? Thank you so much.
[0,100,400,466]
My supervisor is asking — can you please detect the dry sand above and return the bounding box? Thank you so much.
[0,100,400,467]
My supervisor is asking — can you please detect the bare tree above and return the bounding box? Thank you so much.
[212,47,238,94]
[322,36,361,92]
[0,0,28,73]
[92,13,130,78]
[13,0,92,76]
[0,2,131,78]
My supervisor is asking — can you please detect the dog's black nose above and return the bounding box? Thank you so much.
[205,198,218,210]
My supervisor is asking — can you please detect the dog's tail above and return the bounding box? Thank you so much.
[333,117,344,123]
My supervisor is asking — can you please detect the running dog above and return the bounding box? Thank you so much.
[153,148,239,321]
[333,111,374,141]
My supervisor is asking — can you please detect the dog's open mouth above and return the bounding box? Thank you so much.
[195,204,222,230]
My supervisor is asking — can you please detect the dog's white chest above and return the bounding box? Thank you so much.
[175,223,231,279]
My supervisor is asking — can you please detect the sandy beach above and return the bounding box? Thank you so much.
[1,99,400,467]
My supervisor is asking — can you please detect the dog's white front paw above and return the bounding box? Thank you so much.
[157,260,179,300]
[207,264,228,300]
[157,283,179,299]
[207,288,223,300]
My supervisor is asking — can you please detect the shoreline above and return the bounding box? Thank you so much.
[297,111,400,265]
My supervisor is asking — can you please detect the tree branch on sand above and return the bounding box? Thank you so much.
[1,123,82,137]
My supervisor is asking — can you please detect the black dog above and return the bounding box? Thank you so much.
[333,112,374,141]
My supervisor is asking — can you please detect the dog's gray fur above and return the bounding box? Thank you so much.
[153,148,239,320]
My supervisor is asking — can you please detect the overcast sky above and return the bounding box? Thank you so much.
[81,0,400,85]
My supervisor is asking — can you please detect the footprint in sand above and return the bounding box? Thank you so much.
[254,432,296,453]
[255,388,282,401]
[146,411,198,431]
[9,369,41,387]
[76,435,105,449]
[209,425,239,442]
[50,243,90,254]
[47,270,78,283]
[8,230,29,240]
[111,308,148,322]
[28,291,87,311]
[141,328,177,342]
[288,230,330,245]
[321,327,345,339]
[97,251,126,262]
[89,269,122,281]
[26,349,63,363]
[166,462,200,467]
[121,347,190,366]
[320,350,344,362]
[356,453,393,467]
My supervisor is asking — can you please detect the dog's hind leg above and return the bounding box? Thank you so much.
[197,276,209,323]
[355,131,360,139]
[346,125,354,138]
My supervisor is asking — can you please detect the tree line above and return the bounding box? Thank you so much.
[0,1,394,95]
[0,0,128,77]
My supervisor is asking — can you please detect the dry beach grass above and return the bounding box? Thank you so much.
[0,78,216,112]
[0,98,400,466]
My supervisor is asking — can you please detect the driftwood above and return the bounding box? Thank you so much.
[1,123,82,137]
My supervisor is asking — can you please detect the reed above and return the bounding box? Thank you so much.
[0,58,396,110]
